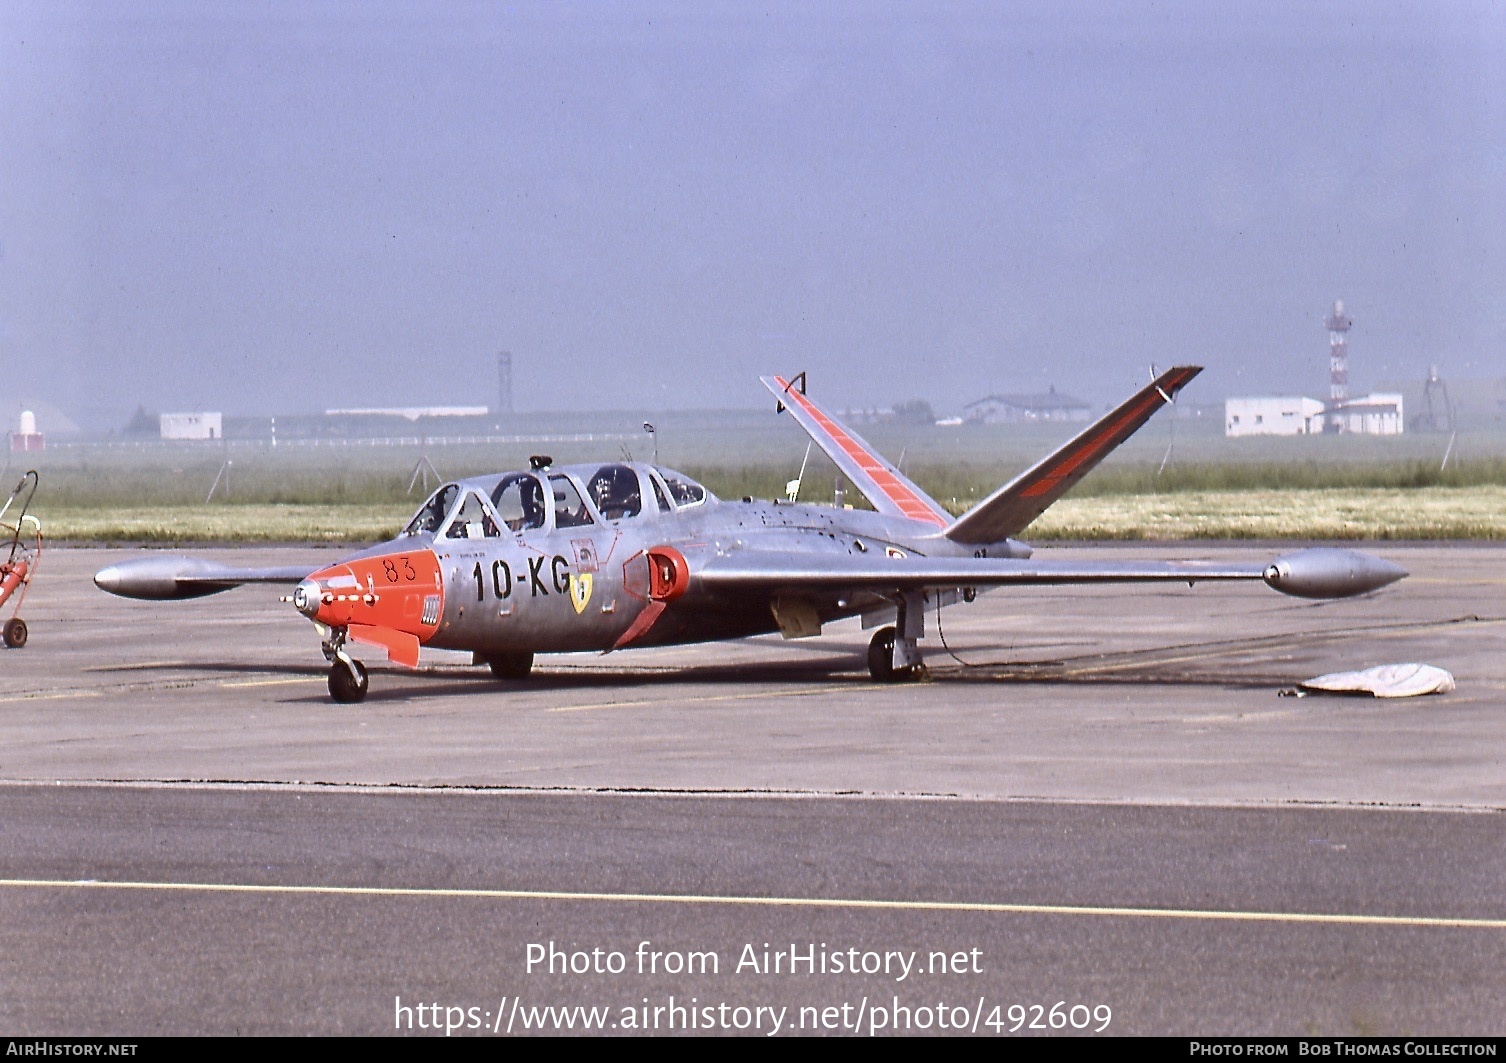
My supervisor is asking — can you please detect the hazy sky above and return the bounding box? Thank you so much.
[3,1,1503,420]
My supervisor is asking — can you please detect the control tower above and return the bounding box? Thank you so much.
[1324,300,1353,433]
[497,351,513,416]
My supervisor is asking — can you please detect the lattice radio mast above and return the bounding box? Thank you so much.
[1324,300,1353,433]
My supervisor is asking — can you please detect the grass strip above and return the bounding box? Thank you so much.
[1026,486,1506,540]
[34,486,1506,543]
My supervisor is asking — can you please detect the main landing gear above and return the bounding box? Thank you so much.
[484,651,534,680]
[866,590,929,682]
[321,627,369,704]
[867,627,926,682]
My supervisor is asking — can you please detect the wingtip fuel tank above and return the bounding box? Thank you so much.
[1262,548,1408,599]
[94,556,315,600]
[93,556,238,600]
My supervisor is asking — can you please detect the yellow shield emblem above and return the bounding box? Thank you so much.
[569,572,593,614]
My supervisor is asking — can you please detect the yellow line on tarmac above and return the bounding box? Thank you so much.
[547,683,887,714]
[218,677,321,689]
[1058,650,1226,678]
[82,661,187,673]
[1054,618,1503,679]
[0,690,103,704]
[1408,578,1506,586]
[1,877,1501,930]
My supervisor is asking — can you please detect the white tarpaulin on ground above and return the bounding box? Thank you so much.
[1298,663,1456,698]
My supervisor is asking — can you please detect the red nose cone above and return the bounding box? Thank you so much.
[294,549,445,639]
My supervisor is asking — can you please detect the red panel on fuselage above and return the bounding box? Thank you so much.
[308,548,444,645]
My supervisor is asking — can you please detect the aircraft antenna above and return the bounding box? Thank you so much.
[786,442,811,502]
[774,371,806,413]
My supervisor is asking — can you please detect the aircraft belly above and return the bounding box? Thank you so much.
[626,602,779,647]
[623,587,876,648]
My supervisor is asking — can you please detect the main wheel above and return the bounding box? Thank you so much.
[328,659,369,703]
[867,626,911,682]
[3,617,27,649]
[486,651,534,680]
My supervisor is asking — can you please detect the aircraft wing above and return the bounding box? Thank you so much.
[694,546,1406,600]
[94,555,318,600]
[944,365,1201,545]
[761,375,951,529]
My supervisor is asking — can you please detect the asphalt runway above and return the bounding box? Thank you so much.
[1,543,1503,1036]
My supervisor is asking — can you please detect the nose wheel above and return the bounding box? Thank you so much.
[3,617,27,649]
[321,627,369,703]
[328,658,369,703]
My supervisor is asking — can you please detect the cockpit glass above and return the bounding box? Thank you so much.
[442,490,501,539]
[490,473,547,532]
[655,468,707,508]
[650,475,673,514]
[405,483,460,536]
[586,464,642,521]
[549,474,596,528]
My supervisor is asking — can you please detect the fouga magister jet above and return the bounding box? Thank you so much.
[94,367,1406,703]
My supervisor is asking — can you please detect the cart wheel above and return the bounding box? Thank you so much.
[3,618,27,649]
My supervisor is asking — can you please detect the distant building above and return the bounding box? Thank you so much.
[836,407,896,425]
[324,406,489,421]
[160,412,223,440]
[1328,393,1404,435]
[11,410,43,452]
[964,387,1091,424]
[1225,397,1325,437]
[1225,394,1403,437]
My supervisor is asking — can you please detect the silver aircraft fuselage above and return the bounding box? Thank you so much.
[92,367,1408,703]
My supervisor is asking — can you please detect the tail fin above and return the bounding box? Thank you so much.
[760,375,950,528]
[945,366,1201,545]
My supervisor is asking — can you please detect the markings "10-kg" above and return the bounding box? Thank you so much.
[472,556,571,601]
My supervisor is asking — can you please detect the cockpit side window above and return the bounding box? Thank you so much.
[655,468,707,508]
[490,473,548,533]
[549,474,596,528]
[586,464,642,521]
[441,489,502,540]
[650,474,673,514]
[405,483,460,536]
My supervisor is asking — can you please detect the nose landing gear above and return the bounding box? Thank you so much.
[328,658,369,703]
[321,627,369,703]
